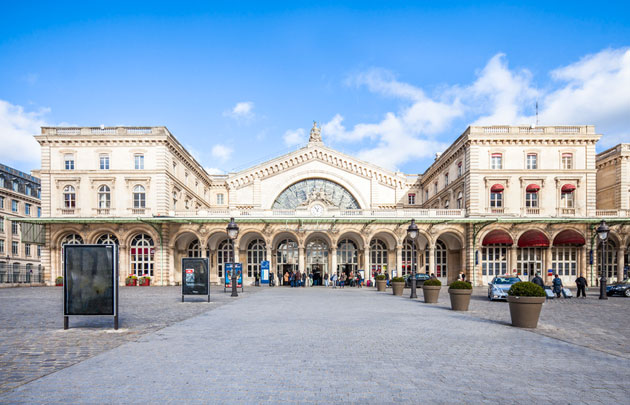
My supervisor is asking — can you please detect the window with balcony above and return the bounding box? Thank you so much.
[526,153,538,170]
[63,186,76,209]
[408,193,416,205]
[64,154,75,170]
[217,193,224,205]
[562,153,573,170]
[456,192,463,209]
[444,199,450,209]
[491,153,503,169]
[134,154,144,170]
[98,185,111,209]
[172,191,178,210]
[457,162,463,178]
[133,185,146,209]
[99,154,110,170]
[490,184,504,209]
[11,200,18,213]
[561,184,575,208]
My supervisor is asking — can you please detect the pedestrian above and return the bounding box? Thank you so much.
[430,273,437,280]
[357,272,362,288]
[340,272,346,288]
[461,273,467,283]
[532,272,545,289]
[331,273,337,288]
[290,272,295,288]
[552,274,566,298]
[255,270,260,286]
[324,273,329,287]
[575,274,588,298]
[301,272,306,288]
[384,270,390,287]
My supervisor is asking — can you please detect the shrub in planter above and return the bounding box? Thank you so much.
[375,274,387,291]
[507,281,545,328]
[139,276,151,286]
[422,278,442,303]
[126,275,138,286]
[448,280,473,311]
[391,276,405,296]
[55,276,64,286]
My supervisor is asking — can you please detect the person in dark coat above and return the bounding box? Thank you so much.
[301,272,306,287]
[575,275,588,298]
[532,272,545,288]
[552,274,566,298]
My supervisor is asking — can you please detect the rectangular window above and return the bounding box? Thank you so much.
[0,239,4,253]
[11,200,18,213]
[12,222,18,234]
[457,162,463,178]
[425,190,429,201]
[434,182,438,194]
[0,217,3,233]
[37,207,41,217]
[0,177,4,188]
[25,243,31,257]
[491,153,503,170]
[562,153,573,170]
[490,192,503,207]
[99,154,110,170]
[526,153,538,170]
[12,181,19,192]
[561,191,574,208]
[12,241,18,255]
[25,203,31,215]
[0,196,3,209]
[444,173,449,186]
[37,245,41,257]
[408,193,416,205]
[217,194,224,205]
[134,154,144,170]
[525,192,538,207]
[64,154,75,170]
[25,185,31,196]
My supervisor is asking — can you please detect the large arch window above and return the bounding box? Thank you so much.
[276,238,298,284]
[598,240,618,281]
[337,239,358,277]
[247,239,266,278]
[130,234,154,277]
[370,239,388,274]
[63,185,76,209]
[306,239,328,275]
[187,240,201,257]
[133,185,146,209]
[217,239,234,278]
[402,239,416,276]
[272,178,360,209]
[61,233,84,275]
[96,233,119,245]
[98,185,111,209]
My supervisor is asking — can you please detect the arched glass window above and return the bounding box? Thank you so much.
[306,239,328,274]
[247,238,266,277]
[62,234,83,245]
[130,234,154,276]
[276,238,298,282]
[435,240,447,279]
[370,239,388,274]
[98,185,111,209]
[272,178,360,209]
[133,185,146,209]
[187,240,201,257]
[337,238,357,277]
[598,240,618,281]
[402,238,416,276]
[96,233,119,245]
[217,239,234,278]
[63,185,76,208]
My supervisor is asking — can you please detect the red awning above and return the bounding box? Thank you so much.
[482,230,513,246]
[490,184,504,192]
[518,230,550,247]
[561,184,576,193]
[553,230,586,246]
[526,184,540,192]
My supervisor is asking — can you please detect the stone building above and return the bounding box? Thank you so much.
[18,123,630,288]
[0,163,43,283]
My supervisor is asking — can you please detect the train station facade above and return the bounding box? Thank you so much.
[23,123,630,287]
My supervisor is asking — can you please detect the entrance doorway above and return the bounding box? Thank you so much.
[281,264,294,286]
[517,247,543,281]
[311,264,323,285]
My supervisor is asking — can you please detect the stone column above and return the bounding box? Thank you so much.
[428,246,435,276]
[544,247,553,284]
[298,247,305,274]
[509,246,517,275]
[331,247,337,277]
[266,244,273,281]
[119,245,129,286]
[460,248,467,278]
[396,245,402,277]
[579,246,587,278]
[364,247,371,281]
[617,247,625,283]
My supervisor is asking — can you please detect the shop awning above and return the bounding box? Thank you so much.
[518,230,550,247]
[482,230,513,246]
[553,230,586,246]
[490,184,504,192]
[561,184,576,193]
[526,184,540,192]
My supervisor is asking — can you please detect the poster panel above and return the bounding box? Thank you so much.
[182,258,209,295]
[260,260,270,284]
[64,244,117,316]
[224,263,243,287]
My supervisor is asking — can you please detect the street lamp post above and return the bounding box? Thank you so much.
[408,219,419,299]
[226,217,240,297]
[597,220,610,300]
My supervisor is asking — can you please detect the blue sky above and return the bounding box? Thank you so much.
[1,1,629,175]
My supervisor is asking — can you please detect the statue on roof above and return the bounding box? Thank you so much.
[309,121,322,143]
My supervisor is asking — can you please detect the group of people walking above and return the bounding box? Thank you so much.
[530,272,588,298]
[279,270,364,288]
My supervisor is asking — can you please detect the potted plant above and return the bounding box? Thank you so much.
[139,276,151,286]
[448,280,473,311]
[375,274,387,292]
[422,278,442,303]
[507,281,546,328]
[391,276,405,296]
[125,275,138,286]
[55,276,63,287]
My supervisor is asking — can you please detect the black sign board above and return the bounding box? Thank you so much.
[182,257,210,302]
[63,244,118,329]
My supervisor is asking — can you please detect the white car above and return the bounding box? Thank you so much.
[488,276,522,300]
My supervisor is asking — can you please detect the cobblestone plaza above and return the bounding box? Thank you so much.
[1,285,629,403]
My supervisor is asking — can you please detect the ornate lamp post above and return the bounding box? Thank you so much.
[408,219,419,299]
[226,217,240,297]
[597,220,610,300]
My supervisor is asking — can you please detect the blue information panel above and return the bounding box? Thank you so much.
[224,263,243,291]
[261,260,270,284]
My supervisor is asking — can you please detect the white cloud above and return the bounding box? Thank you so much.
[204,167,225,175]
[223,101,255,120]
[0,99,48,167]
[211,144,233,162]
[321,47,630,170]
[283,128,306,146]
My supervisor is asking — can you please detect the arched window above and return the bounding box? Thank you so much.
[217,239,234,278]
[98,185,111,209]
[62,234,83,245]
[457,192,463,209]
[63,185,76,208]
[187,240,201,257]
[276,238,298,279]
[370,239,388,273]
[130,234,154,277]
[444,199,450,209]
[133,185,146,209]
[402,238,416,276]
[435,240,447,279]
[337,239,357,277]
[598,240,618,281]
[96,233,119,245]
[306,239,328,275]
[247,238,266,277]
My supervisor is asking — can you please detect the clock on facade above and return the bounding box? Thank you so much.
[310,204,324,216]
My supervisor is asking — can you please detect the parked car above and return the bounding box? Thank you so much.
[405,273,431,288]
[606,279,630,297]
[488,276,522,300]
